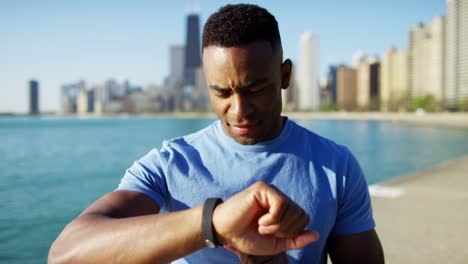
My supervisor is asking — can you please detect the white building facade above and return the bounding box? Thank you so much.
[298,32,320,111]
[408,17,445,102]
[446,0,468,108]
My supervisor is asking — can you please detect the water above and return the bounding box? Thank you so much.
[1,116,467,263]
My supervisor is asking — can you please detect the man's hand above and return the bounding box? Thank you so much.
[212,181,319,255]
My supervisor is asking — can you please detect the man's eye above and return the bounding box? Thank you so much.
[216,90,231,97]
[249,86,266,93]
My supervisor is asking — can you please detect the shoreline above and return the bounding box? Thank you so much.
[285,112,468,129]
[370,154,468,187]
[4,111,468,129]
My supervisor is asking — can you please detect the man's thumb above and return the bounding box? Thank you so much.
[282,231,320,251]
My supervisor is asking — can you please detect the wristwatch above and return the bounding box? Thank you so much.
[201,198,223,248]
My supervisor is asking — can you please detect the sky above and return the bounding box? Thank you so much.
[0,0,446,113]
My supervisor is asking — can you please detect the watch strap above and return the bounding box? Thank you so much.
[201,198,223,248]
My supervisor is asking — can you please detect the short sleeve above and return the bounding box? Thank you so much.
[117,148,169,208]
[331,149,375,235]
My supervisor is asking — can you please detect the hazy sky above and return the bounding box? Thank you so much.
[0,0,445,113]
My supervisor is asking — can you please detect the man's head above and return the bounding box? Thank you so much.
[202,4,292,145]
[202,4,282,55]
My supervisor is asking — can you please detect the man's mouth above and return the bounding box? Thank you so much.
[229,122,259,135]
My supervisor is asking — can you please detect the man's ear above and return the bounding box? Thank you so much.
[281,59,292,89]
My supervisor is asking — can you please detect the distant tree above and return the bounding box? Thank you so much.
[410,95,441,112]
[460,97,468,112]
[320,103,338,112]
[368,98,380,112]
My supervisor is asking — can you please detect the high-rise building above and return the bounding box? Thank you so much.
[93,83,109,115]
[282,62,298,111]
[337,66,357,110]
[357,60,370,110]
[408,17,445,102]
[184,14,201,86]
[357,57,380,110]
[87,89,94,113]
[76,86,88,115]
[326,65,338,105]
[319,76,330,108]
[195,67,210,110]
[369,61,380,110]
[298,32,320,111]
[169,45,185,91]
[446,0,468,109]
[61,80,85,114]
[380,48,409,111]
[29,80,39,115]
[352,50,366,67]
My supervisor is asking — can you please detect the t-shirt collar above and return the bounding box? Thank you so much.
[215,117,292,152]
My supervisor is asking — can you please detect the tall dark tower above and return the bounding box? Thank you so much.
[184,13,201,86]
[29,80,39,115]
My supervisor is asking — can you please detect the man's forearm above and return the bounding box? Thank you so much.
[48,205,205,264]
[49,182,318,263]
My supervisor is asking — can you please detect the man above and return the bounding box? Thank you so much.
[49,4,384,264]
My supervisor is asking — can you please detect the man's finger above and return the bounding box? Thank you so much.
[276,208,310,237]
[280,230,320,251]
[255,183,290,227]
[258,203,310,237]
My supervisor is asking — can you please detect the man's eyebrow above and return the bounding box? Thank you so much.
[209,85,229,92]
[209,79,269,91]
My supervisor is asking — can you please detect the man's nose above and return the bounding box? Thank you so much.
[229,94,253,118]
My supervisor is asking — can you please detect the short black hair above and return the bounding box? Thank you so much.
[202,4,282,51]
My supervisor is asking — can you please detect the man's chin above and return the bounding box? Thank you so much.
[233,136,258,145]
[227,129,260,145]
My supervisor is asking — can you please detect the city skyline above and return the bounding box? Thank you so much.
[0,0,446,113]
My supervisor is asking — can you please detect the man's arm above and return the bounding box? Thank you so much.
[48,182,318,264]
[327,229,384,264]
[48,190,206,264]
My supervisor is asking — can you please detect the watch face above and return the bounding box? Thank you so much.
[205,239,216,248]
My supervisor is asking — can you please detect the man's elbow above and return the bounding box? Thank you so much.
[47,221,83,264]
[48,239,72,264]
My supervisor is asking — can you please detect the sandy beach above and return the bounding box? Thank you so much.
[370,155,468,263]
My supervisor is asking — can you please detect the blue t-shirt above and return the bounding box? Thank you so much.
[118,118,375,264]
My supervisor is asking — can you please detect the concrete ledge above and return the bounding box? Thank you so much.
[286,112,468,129]
[371,155,468,263]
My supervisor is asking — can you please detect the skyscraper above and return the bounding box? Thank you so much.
[337,66,357,110]
[380,48,408,111]
[184,14,201,86]
[356,60,371,110]
[195,67,209,110]
[282,63,298,111]
[446,0,468,109]
[352,50,366,67]
[61,80,86,114]
[169,45,185,110]
[408,17,445,102]
[369,61,380,110]
[357,57,380,110]
[29,80,39,115]
[326,65,338,105]
[169,45,185,90]
[298,32,319,111]
[76,86,88,115]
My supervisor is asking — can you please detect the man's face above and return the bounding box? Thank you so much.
[202,41,291,145]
